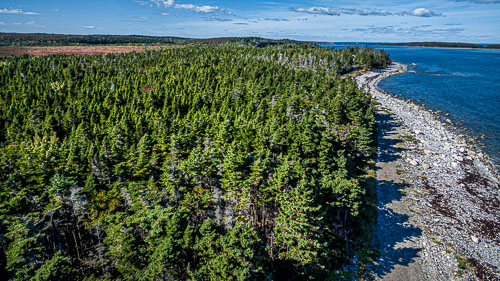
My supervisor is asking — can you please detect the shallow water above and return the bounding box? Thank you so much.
[320,43,500,168]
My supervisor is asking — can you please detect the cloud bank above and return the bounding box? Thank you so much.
[149,0,222,13]
[80,25,104,30]
[401,8,443,17]
[291,7,443,17]
[0,8,39,15]
[352,25,464,36]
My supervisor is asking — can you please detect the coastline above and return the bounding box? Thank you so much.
[356,62,500,280]
[379,45,500,51]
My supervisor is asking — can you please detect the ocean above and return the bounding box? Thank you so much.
[319,43,500,168]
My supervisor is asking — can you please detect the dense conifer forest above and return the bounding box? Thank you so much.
[0,43,389,280]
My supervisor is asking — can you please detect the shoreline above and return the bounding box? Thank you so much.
[379,45,500,51]
[356,61,500,280]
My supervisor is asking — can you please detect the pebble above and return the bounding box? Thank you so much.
[471,235,480,244]
[410,159,418,166]
[422,164,430,170]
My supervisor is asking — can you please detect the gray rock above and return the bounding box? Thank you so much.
[471,235,480,244]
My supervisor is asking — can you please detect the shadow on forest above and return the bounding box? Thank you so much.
[372,110,424,278]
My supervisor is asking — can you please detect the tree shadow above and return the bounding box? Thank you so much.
[373,181,423,278]
[371,110,424,278]
[375,111,406,164]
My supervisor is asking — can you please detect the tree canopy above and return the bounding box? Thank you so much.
[0,43,388,280]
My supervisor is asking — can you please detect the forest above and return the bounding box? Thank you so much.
[0,43,389,280]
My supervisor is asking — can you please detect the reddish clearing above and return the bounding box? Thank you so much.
[0,45,172,57]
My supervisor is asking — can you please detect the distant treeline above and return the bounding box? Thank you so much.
[0,33,190,46]
[383,42,500,49]
[0,33,304,47]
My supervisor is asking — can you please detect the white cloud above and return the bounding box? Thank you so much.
[0,8,22,14]
[174,4,220,13]
[291,7,394,16]
[151,0,175,7]
[0,8,38,15]
[291,6,443,17]
[0,21,6,25]
[292,7,340,16]
[135,0,152,6]
[25,21,35,25]
[80,25,103,29]
[404,8,443,17]
[148,0,222,13]
[204,16,232,22]
[352,25,464,36]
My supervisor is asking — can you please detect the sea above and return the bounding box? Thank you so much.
[318,42,500,169]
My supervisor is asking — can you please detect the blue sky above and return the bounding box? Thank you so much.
[0,0,499,43]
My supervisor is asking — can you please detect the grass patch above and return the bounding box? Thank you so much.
[396,169,405,175]
[430,237,442,245]
[383,109,394,116]
[399,135,419,144]
[456,255,468,270]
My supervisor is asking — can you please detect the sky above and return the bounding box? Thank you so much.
[0,0,499,43]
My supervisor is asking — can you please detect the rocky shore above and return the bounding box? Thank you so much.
[355,62,500,280]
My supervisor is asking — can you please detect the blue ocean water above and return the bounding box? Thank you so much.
[320,43,500,168]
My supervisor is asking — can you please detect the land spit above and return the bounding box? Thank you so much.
[355,62,500,280]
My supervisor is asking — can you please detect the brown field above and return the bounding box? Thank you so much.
[0,45,172,57]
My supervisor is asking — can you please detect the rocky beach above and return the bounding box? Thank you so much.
[356,62,500,280]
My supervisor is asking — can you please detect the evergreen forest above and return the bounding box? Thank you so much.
[0,43,389,280]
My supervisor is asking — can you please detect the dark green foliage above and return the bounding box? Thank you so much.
[0,44,388,280]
